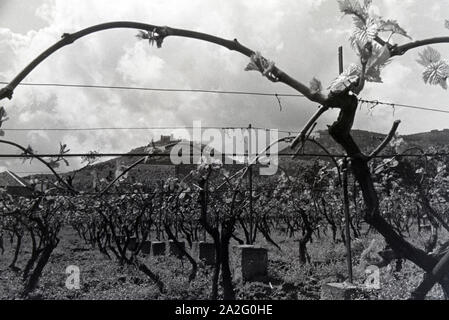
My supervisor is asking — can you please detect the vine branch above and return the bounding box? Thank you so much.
[369,120,401,159]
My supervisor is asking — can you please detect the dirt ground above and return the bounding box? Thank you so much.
[0,227,445,300]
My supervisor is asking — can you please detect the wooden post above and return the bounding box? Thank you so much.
[248,124,254,244]
[342,158,353,283]
[338,46,344,74]
[339,46,353,283]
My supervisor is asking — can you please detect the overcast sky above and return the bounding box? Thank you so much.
[0,0,449,174]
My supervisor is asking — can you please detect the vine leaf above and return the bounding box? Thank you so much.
[136,30,148,40]
[417,47,442,67]
[328,45,391,92]
[350,17,379,49]
[0,107,8,136]
[417,46,449,89]
[244,52,278,82]
[328,64,360,93]
[338,0,369,23]
[422,60,449,89]
[310,78,322,94]
[365,45,392,82]
[136,29,165,48]
[369,45,391,68]
[48,160,61,169]
[340,0,411,52]
[365,65,382,82]
[379,19,412,40]
[364,0,372,10]
[0,107,8,126]
[58,143,70,167]
[21,145,35,164]
[43,142,71,169]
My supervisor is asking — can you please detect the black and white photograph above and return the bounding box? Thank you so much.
[1,0,449,311]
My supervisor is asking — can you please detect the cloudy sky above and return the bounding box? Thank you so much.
[0,0,449,174]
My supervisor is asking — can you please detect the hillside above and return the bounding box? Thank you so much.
[278,127,449,158]
[22,128,449,191]
[25,135,245,191]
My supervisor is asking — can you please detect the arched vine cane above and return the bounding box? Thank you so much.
[0,21,328,104]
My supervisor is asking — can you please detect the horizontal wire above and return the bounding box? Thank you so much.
[0,152,447,159]
[1,126,275,132]
[1,80,448,115]
[0,81,304,98]
[358,98,449,115]
[0,127,385,136]
[0,152,345,158]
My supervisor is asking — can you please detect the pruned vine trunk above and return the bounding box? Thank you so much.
[22,243,56,297]
[9,234,22,270]
[164,224,198,282]
[298,209,313,265]
[328,93,441,298]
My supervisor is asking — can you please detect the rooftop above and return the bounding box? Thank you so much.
[0,170,29,188]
